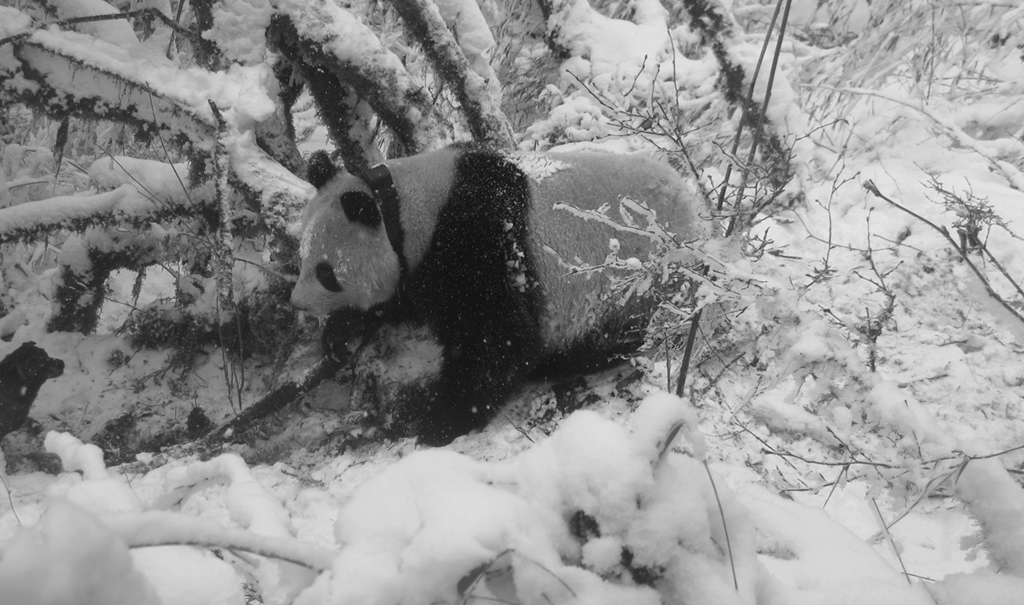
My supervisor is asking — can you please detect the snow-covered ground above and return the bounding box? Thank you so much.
[2,0,1024,604]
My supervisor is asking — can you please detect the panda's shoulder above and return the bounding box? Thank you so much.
[390,144,525,181]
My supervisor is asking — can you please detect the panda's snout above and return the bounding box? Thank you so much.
[290,279,333,317]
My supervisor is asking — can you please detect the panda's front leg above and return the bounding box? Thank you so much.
[418,311,541,446]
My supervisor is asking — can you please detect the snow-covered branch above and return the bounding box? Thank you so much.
[389,0,513,149]
[3,30,217,156]
[102,511,336,571]
[272,0,451,156]
[228,133,313,235]
[0,7,192,49]
[0,185,213,245]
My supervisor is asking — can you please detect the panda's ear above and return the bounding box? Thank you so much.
[339,192,382,227]
[307,151,338,190]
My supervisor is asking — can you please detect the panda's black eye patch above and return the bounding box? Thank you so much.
[315,262,343,293]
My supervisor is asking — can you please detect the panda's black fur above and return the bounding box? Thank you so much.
[293,145,702,445]
[403,150,543,443]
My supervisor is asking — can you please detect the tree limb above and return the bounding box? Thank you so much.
[389,0,514,149]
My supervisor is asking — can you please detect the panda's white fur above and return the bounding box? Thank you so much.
[506,151,704,348]
[292,145,705,444]
[293,148,463,314]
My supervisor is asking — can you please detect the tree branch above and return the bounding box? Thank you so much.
[389,0,513,148]
[271,0,451,154]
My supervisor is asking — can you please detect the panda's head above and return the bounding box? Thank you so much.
[290,155,401,317]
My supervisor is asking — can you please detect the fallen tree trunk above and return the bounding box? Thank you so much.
[203,356,345,442]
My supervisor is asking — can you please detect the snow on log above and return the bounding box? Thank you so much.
[6,31,215,149]
[44,0,141,48]
[0,6,32,41]
[3,25,279,159]
[204,356,344,443]
[390,0,513,148]
[163,453,297,539]
[272,0,450,154]
[157,451,328,600]
[101,511,336,572]
[227,131,313,234]
[0,185,213,244]
[433,0,500,82]
[0,149,304,243]
[44,431,145,513]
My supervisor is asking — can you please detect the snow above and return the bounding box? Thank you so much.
[163,453,295,538]
[0,186,167,234]
[88,156,199,206]
[928,570,1024,605]
[0,6,33,39]
[954,458,1024,575]
[18,26,277,133]
[864,381,951,449]
[208,0,275,65]
[44,432,143,513]
[548,0,668,85]
[46,0,140,49]
[0,500,160,605]
[434,0,499,88]
[740,486,935,605]
[12,379,1015,603]
[7,394,775,605]
[131,546,246,605]
[523,94,612,145]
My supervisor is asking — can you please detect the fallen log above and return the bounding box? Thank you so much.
[203,356,345,442]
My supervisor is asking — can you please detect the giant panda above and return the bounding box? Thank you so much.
[291,144,705,445]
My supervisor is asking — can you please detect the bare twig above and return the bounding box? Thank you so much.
[864,180,1024,328]
[704,461,739,592]
[871,498,912,585]
[0,473,21,526]
[103,510,335,571]
[677,0,794,397]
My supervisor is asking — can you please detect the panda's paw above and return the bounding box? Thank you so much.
[416,421,458,447]
[321,309,368,361]
[417,395,495,447]
[417,409,483,447]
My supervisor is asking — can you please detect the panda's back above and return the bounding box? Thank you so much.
[388,146,703,364]
[516,151,703,359]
